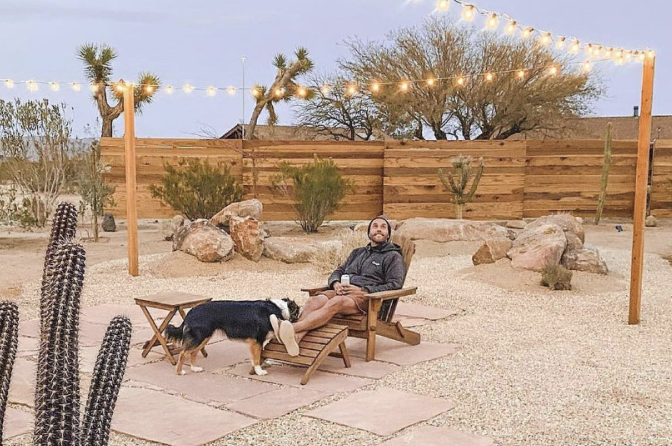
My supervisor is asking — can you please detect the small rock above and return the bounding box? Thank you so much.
[472,239,513,265]
[645,215,658,227]
[160,215,186,241]
[506,220,527,230]
[507,223,567,271]
[101,213,116,232]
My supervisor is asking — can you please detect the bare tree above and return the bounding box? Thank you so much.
[248,47,314,139]
[0,99,78,226]
[77,43,161,137]
[342,17,604,140]
[293,73,381,140]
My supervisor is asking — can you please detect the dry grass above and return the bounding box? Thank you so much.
[540,261,573,290]
[312,229,369,273]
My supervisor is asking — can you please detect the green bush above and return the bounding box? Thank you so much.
[541,261,573,291]
[271,155,354,233]
[149,158,243,220]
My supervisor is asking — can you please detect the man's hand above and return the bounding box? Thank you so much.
[341,285,366,297]
[333,282,345,294]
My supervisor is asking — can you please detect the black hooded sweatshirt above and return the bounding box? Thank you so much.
[327,241,406,294]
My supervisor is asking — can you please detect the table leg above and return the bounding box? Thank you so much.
[140,306,178,365]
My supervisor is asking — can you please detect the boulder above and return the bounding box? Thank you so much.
[472,239,513,265]
[507,223,567,271]
[101,213,116,232]
[263,237,319,264]
[525,214,585,243]
[562,246,608,275]
[565,231,584,252]
[395,217,510,243]
[230,216,264,262]
[160,215,187,241]
[645,215,658,227]
[210,199,263,231]
[172,219,235,263]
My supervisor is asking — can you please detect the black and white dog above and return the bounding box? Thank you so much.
[164,298,301,376]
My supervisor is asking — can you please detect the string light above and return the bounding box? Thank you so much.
[274,87,284,97]
[346,83,358,96]
[540,33,552,46]
[27,81,38,92]
[582,61,592,72]
[296,86,307,98]
[548,66,559,76]
[426,77,437,87]
[206,86,217,97]
[517,69,526,79]
[227,86,236,96]
[505,21,517,35]
[164,85,174,95]
[461,4,475,21]
[183,84,195,94]
[555,36,566,50]
[320,85,331,95]
[49,82,60,92]
[520,27,533,39]
[486,13,498,29]
[456,76,466,86]
[436,0,450,11]
[569,40,581,54]
[144,85,154,94]
[399,81,410,92]
[485,72,494,82]
[89,83,99,93]
[71,82,81,92]
[370,81,381,92]
[4,79,14,89]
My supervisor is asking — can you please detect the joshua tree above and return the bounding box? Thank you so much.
[594,122,613,225]
[247,47,314,139]
[0,201,132,445]
[78,43,160,137]
[438,155,485,219]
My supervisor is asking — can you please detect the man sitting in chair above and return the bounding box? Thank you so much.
[273,216,406,356]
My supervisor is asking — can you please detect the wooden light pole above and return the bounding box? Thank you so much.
[122,80,139,276]
[628,54,655,324]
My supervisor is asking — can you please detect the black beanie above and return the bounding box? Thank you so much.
[367,215,392,242]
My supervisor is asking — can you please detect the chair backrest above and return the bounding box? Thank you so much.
[391,233,415,286]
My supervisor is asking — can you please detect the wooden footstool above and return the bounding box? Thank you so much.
[135,292,212,365]
[260,323,351,385]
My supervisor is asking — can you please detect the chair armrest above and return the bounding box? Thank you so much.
[301,286,329,295]
[364,287,417,302]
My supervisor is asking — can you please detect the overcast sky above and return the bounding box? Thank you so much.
[0,0,668,138]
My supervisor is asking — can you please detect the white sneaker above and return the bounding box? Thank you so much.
[278,320,300,357]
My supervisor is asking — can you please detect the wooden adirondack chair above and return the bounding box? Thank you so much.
[301,233,419,361]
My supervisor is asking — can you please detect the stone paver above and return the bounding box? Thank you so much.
[79,320,154,347]
[346,338,458,366]
[80,344,160,372]
[4,408,33,440]
[125,361,277,405]
[111,386,257,446]
[8,358,35,407]
[377,426,495,446]
[16,335,39,357]
[18,319,39,338]
[193,340,253,371]
[305,387,454,436]
[225,386,329,419]
[229,363,373,393]
[395,302,458,320]
[320,355,401,379]
[390,316,433,328]
[80,303,156,327]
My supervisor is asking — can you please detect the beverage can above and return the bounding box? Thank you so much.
[341,274,350,286]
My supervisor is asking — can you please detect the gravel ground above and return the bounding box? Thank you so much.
[8,246,672,446]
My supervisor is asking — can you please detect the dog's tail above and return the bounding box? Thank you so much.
[164,322,186,346]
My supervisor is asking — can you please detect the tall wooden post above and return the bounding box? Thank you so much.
[629,55,655,324]
[123,81,139,276]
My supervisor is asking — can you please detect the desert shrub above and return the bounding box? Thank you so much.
[313,229,369,273]
[541,261,573,290]
[271,155,355,233]
[0,186,39,228]
[77,139,116,241]
[149,158,243,220]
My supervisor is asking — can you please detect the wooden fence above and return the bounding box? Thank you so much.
[101,138,671,221]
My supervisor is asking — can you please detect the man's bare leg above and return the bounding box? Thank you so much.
[293,295,360,342]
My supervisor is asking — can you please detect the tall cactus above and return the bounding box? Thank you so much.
[81,315,132,446]
[438,155,485,219]
[0,301,19,442]
[594,122,613,225]
[34,241,86,446]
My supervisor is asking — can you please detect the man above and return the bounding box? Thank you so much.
[273,216,406,356]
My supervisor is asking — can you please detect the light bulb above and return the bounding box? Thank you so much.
[555,37,566,50]
[461,4,475,21]
[49,82,60,92]
[456,76,466,86]
[647,49,655,58]
[183,84,195,93]
[548,66,559,76]
[540,33,552,46]
[27,81,38,92]
[505,21,517,35]
[4,79,14,89]
[399,81,410,92]
[297,86,307,97]
[521,27,533,39]
[486,14,499,29]
[89,83,99,93]
[426,77,437,87]
[144,85,154,94]
[320,85,331,95]
[370,81,380,93]
[582,61,592,72]
[638,52,646,61]
[485,72,494,82]
[569,40,580,54]
[207,86,217,97]
[164,85,174,95]
[227,86,237,96]
[585,44,594,56]
[517,70,526,79]
[604,48,613,59]
[436,0,449,11]
[115,83,125,93]
[71,82,81,91]
[346,84,357,96]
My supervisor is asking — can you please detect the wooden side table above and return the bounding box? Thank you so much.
[135,292,212,365]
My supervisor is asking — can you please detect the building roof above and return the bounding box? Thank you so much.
[509,115,672,140]
[220,124,380,141]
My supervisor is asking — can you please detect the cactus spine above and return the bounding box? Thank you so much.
[438,155,485,219]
